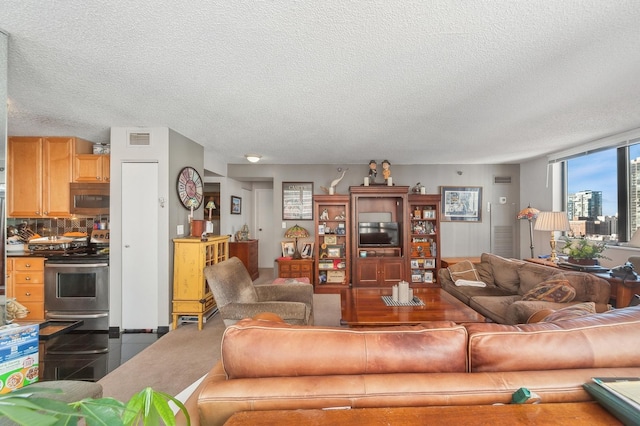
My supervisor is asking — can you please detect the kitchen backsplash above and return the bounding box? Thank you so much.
[7,216,110,238]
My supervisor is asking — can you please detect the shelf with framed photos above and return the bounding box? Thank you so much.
[408,194,441,286]
[314,194,350,293]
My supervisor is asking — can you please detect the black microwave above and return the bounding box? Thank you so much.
[69,183,110,215]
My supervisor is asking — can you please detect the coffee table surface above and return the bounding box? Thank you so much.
[340,287,485,326]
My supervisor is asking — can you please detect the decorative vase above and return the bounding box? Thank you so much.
[568,257,598,266]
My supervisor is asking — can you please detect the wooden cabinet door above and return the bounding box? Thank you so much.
[380,258,405,286]
[7,137,43,217]
[43,137,74,217]
[355,258,382,286]
[74,154,107,182]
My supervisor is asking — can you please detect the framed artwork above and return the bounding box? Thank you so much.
[281,241,295,257]
[283,182,313,220]
[231,195,242,214]
[440,186,482,222]
[301,242,314,258]
[423,271,434,283]
[327,245,342,258]
[410,259,419,268]
[324,235,337,245]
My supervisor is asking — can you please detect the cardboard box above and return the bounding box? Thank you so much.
[0,324,39,393]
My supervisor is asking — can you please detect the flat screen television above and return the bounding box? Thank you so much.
[358,222,400,247]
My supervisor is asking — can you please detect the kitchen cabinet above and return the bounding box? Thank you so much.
[6,257,45,321]
[7,136,93,218]
[172,235,229,330]
[73,154,110,182]
[229,240,259,280]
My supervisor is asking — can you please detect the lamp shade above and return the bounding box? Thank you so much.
[205,200,216,210]
[517,205,540,220]
[284,224,309,239]
[533,211,570,232]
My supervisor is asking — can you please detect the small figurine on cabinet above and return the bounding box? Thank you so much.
[368,160,377,182]
[334,211,346,220]
[320,208,329,220]
[382,159,391,181]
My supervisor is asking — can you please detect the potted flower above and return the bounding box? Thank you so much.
[561,237,610,265]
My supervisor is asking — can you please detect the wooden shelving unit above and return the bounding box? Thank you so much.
[313,194,350,293]
[408,194,441,286]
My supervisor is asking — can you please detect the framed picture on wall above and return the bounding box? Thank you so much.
[282,182,313,220]
[440,186,482,222]
[231,195,242,214]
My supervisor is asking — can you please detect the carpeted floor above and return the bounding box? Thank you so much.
[98,271,341,402]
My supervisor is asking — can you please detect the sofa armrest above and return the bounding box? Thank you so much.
[219,301,308,321]
[255,283,314,306]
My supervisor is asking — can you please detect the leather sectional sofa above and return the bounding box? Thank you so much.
[182,306,640,425]
[438,253,612,324]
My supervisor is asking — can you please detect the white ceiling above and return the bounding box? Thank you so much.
[2,1,640,165]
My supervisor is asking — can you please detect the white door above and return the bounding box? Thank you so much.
[121,162,159,330]
[255,188,274,268]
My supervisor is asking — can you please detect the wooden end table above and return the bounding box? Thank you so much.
[340,287,485,327]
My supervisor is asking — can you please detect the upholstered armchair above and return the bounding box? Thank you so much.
[204,257,314,326]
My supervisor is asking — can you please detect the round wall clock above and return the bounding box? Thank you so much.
[177,166,204,209]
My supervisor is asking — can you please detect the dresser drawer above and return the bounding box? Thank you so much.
[14,271,44,285]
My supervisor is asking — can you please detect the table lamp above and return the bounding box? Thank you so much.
[517,205,540,258]
[205,200,216,233]
[534,211,570,263]
[284,224,309,259]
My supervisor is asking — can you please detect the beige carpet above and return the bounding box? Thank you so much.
[98,272,341,401]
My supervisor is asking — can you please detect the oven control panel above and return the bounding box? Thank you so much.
[91,230,110,243]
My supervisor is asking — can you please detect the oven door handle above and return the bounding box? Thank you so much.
[46,312,109,320]
[45,263,109,268]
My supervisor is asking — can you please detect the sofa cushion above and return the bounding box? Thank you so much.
[561,272,611,304]
[447,260,480,282]
[469,295,522,324]
[517,264,562,295]
[475,262,494,286]
[221,319,468,378]
[466,306,640,372]
[541,302,596,322]
[521,277,576,303]
[481,253,523,293]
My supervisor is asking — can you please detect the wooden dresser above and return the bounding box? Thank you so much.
[229,239,259,280]
[277,258,314,284]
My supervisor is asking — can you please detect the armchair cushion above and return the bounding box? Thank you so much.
[204,257,258,308]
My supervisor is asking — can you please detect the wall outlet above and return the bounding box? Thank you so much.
[177,225,184,235]
[282,222,287,229]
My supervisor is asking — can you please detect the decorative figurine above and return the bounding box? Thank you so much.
[382,159,391,182]
[320,208,330,220]
[368,160,377,183]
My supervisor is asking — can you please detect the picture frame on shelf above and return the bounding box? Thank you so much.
[281,241,295,257]
[318,224,325,235]
[423,258,436,268]
[231,195,242,214]
[282,182,313,220]
[410,259,419,268]
[440,186,482,222]
[324,235,337,245]
[423,209,436,219]
[327,270,346,283]
[423,271,434,283]
[411,274,423,283]
[327,246,342,258]
[301,242,314,258]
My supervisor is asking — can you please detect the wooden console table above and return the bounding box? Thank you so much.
[277,258,314,284]
[224,402,621,425]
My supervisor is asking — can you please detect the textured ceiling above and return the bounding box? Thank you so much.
[1,1,640,165]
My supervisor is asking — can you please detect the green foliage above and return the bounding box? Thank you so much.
[0,385,190,425]
[561,237,610,260]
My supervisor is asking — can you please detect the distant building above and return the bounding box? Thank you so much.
[567,190,602,220]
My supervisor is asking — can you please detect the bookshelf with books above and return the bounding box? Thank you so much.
[408,194,441,286]
[314,195,350,293]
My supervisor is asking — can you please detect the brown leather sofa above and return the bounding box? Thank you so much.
[439,253,611,324]
[181,306,640,425]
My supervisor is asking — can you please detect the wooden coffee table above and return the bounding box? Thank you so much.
[340,287,485,327]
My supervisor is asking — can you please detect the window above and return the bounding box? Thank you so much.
[564,138,640,243]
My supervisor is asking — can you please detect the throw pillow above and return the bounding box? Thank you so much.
[521,277,576,303]
[541,302,597,323]
[448,260,480,282]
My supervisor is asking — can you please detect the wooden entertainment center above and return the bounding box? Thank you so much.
[313,186,441,292]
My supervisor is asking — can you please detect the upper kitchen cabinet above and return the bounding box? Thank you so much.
[73,154,110,183]
[7,136,94,218]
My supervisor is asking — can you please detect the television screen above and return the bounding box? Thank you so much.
[358,222,400,247]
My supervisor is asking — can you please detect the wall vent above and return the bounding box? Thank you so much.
[128,132,151,146]
[494,176,512,184]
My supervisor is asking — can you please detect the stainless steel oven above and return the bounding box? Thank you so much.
[45,259,109,330]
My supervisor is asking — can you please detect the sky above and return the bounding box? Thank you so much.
[567,149,617,217]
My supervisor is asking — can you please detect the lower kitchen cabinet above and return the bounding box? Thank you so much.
[7,257,45,321]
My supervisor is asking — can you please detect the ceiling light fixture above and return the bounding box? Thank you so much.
[245,154,261,163]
